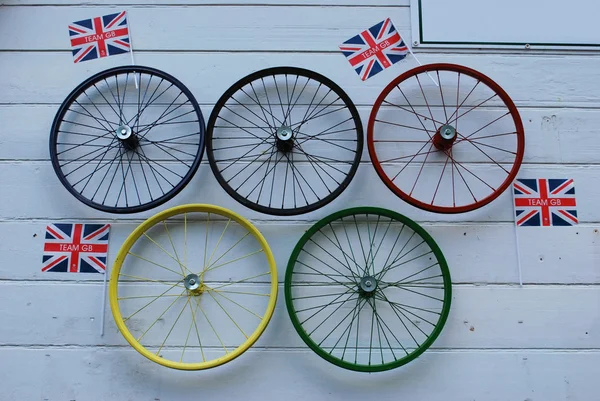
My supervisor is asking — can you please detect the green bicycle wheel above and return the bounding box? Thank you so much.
[285,207,451,372]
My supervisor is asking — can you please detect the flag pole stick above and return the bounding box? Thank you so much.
[511,183,524,287]
[100,260,109,336]
[125,10,139,89]
[402,33,438,87]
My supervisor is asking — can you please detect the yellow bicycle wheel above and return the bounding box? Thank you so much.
[109,204,277,370]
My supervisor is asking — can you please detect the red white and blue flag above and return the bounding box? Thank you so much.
[68,11,130,64]
[339,18,408,81]
[42,223,110,273]
[513,179,578,227]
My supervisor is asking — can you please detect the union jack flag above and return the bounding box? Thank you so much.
[42,223,110,273]
[513,179,578,227]
[68,11,130,64]
[339,18,408,81]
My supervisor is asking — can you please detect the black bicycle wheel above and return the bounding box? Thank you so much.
[206,67,363,216]
[50,65,205,213]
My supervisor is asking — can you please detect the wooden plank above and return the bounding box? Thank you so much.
[0,160,598,222]
[4,0,407,5]
[0,6,410,51]
[0,283,598,349]
[0,347,597,400]
[4,105,600,164]
[2,52,600,106]
[5,221,599,284]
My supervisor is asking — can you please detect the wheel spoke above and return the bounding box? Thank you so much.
[437,70,449,122]
[213,289,271,297]
[368,297,400,361]
[415,74,438,132]
[156,297,191,356]
[446,152,496,192]
[136,291,186,341]
[298,288,355,326]
[239,85,279,128]
[374,117,438,134]
[309,293,360,337]
[203,219,232,272]
[320,226,363,279]
[208,288,264,319]
[143,231,188,272]
[431,155,450,205]
[306,237,359,281]
[121,283,184,322]
[377,292,422,347]
[204,249,264,274]
[73,99,117,131]
[379,248,432,279]
[163,220,190,275]
[206,290,249,338]
[66,138,119,185]
[127,251,184,277]
[119,273,183,287]
[203,231,251,272]
[181,298,201,362]
[395,86,435,140]
[89,144,122,201]
[444,80,480,124]
[456,133,512,173]
[382,269,442,288]
[369,296,411,354]
[389,142,435,182]
[295,259,357,291]
[209,271,271,290]
[193,296,229,354]
[409,143,435,196]
[326,297,367,355]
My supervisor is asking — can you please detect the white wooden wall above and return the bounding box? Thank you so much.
[1,1,599,400]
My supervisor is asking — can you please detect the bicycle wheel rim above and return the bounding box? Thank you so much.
[50,65,206,213]
[285,207,451,372]
[368,63,525,213]
[109,204,277,370]
[207,67,363,216]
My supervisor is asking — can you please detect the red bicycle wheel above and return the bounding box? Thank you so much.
[368,64,524,213]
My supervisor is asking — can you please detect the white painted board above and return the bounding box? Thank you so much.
[0,348,597,401]
[411,0,600,49]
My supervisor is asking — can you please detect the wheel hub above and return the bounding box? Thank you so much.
[276,125,294,152]
[184,273,204,296]
[116,124,139,151]
[432,124,457,151]
[359,276,378,296]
